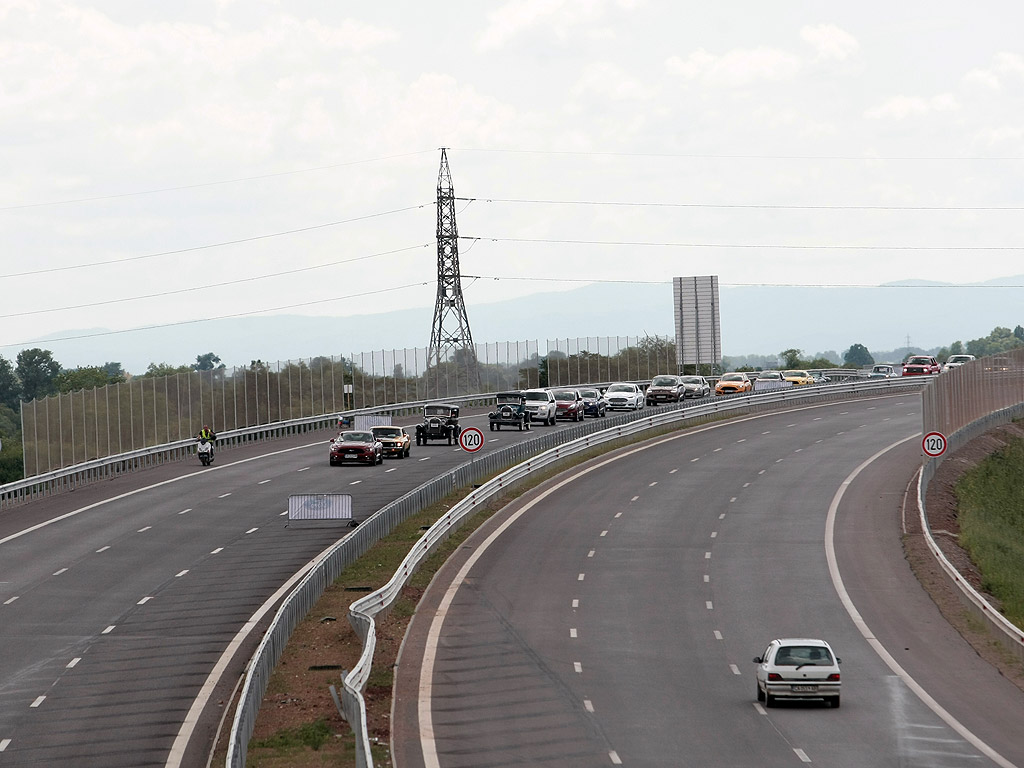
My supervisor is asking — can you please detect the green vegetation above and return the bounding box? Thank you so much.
[251,719,332,752]
[955,436,1024,628]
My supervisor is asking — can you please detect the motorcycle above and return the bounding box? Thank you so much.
[197,438,215,466]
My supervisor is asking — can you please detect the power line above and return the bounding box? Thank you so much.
[457,196,1024,212]
[0,204,432,279]
[462,236,1024,252]
[0,150,436,211]
[0,244,431,320]
[463,274,1024,288]
[451,147,1024,161]
[0,282,431,351]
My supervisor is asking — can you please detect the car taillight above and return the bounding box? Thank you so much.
[827,673,840,681]
[767,673,783,681]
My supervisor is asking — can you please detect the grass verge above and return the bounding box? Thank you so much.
[955,435,1024,627]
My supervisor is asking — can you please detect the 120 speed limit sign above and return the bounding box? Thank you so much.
[922,431,947,458]
[458,426,485,453]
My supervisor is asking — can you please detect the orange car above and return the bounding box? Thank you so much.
[715,372,753,395]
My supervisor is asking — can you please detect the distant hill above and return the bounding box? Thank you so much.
[24,276,1024,374]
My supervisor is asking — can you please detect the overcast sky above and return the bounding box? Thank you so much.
[2,1,1023,363]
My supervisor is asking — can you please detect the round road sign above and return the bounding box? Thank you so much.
[922,431,947,458]
[458,426,485,453]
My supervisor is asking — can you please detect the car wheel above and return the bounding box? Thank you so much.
[764,691,775,708]
[757,684,765,703]
[831,695,840,709]
[518,422,523,431]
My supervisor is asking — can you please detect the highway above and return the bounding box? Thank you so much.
[0,407,541,767]
[393,395,1024,767]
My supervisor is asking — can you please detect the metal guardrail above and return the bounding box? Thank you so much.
[224,376,927,767]
[0,394,495,510]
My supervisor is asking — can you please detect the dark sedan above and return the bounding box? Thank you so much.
[329,431,383,466]
[578,388,608,418]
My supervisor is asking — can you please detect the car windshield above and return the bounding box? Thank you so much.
[908,357,931,365]
[607,384,634,392]
[553,391,577,401]
[773,645,834,666]
[757,372,780,379]
[783,371,803,377]
[424,405,452,416]
[947,356,972,363]
[372,427,401,438]
[342,431,373,443]
[495,394,521,404]
[578,389,599,398]
[523,391,550,401]
[721,374,743,381]
[651,376,677,386]
[681,377,702,384]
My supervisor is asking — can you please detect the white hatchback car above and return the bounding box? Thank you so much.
[603,382,644,410]
[753,638,842,708]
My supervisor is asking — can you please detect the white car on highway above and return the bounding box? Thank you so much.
[603,382,645,411]
[754,638,842,708]
[522,388,557,425]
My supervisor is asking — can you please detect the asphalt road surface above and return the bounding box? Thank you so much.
[393,394,1024,767]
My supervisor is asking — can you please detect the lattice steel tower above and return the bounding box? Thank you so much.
[428,148,478,389]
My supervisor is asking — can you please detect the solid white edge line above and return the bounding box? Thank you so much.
[825,434,1017,768]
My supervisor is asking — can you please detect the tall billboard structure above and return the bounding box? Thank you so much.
[673,275,721,373]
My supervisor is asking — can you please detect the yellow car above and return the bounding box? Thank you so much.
[783,369,815,386]
[715,372,753,395]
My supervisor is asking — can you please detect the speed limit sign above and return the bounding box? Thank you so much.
[922,431,947,458]
[458,426,485,453]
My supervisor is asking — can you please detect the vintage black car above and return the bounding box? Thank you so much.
[488,392,531,431]
[416,403,461,445]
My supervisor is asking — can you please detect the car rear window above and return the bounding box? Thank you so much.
[773,645,834,666]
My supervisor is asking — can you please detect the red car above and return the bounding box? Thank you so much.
[329,431,383,465]
[552,389,585,421]
[901,355,941,376]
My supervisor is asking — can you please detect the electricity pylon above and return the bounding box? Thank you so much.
[428,148,479,394]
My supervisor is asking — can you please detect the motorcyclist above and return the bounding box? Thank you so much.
[198,424,217,457]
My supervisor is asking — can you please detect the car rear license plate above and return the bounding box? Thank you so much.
[792,685,818,693]
[345,453,357,459]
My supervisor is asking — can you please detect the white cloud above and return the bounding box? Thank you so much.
[963,68,1001,90]
[570,61,658,101]
[864,93,959,120]
[477,0,612,50]
[665,47,801,87]
[800,23,858,61]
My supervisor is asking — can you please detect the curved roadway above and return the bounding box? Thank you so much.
[394,395,1024,767]
[0,408,542,767]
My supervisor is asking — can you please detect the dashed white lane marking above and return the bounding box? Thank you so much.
[30,696,45,708]
[211,548,223,554]
[630,495,639,502]
[729,497,736,502]
[706,601,714,610]
[758,470,765,475]
[713,447,722,452]
[178,508,191,515]
[775,459,784,463]
[794,448,803,453]
[837,431,846,436]
[705,552,711,559]
[714,630,723,640]
[815,439,823,443]
[813,417,822,421]
[794,748,811,762]
[258,480,271,485]
[710,531,717,538]
[690,457,700,462]
[175,570,189,578]
[669,468,678,474]
[218,493,231,498]
[578,573,585,581]
[730,664,741,675]
[386,468,397,473]
[737,438,746,443]
[600,530,608,537]
[3,596,18,605]
[743,482,750,487]
[0,739,10,752]
[754,702,766,715]
[53,568,67,576]
[102,626,115,634]
[246,528,258,534]
[297,467,310,472]
[840,411,849,415]
[787,423,796,427]
[614,512,622,518]
[574,662,582,674]
[609,752,622,765]
[649,481,658,487]
[67,658,80,668]
[584,699,595,713]
[762,431,771,435]
[588,550,595,558]
[418,457,431,462]
[570,628,578,638]
[350,480,363,485]
[704,575,710,583]
[572,599,579,608]
[719,513,725,520]
[138,597,153,605]
[138,526,152,532]
[280,511,288,516]
[868,406,876,410]
[96,546,110,553]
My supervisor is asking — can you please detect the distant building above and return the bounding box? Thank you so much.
[674,276,722,373]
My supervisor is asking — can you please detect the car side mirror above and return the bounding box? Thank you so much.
[753,656,763,664]
[837,658,842,664]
